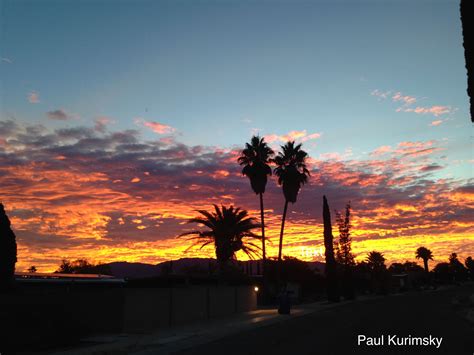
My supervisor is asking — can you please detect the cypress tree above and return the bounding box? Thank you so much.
[323,196,339,302]
[0,203,17,289]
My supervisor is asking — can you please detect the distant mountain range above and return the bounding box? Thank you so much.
[104,258,325,279]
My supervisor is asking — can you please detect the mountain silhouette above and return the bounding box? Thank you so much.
[95,258,325,279]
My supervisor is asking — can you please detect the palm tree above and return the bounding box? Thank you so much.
[366,251,387,294]
[274,141,310,262]
[179,205,262,270]
[366,251,386,271]
[238,136,274,266]
[415,246,433,272]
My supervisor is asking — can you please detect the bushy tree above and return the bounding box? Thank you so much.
[433,262,451,282]
[449,253,468,281]
[433,254,469,283]
[55,258,111,275]
[0,203,17,288]
[389,261,423,274]
[334,202,355,299]
[334,202,355,266]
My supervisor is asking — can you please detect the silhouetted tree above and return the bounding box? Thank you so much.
[461,0,474,122]
[389,261,423,274]
[366,251,388,294]
[415,246,433,273]
[449,253,467,282]
[265,256,317,283]
[274,141,310,262]
[465,256,474,280]
[367,251,386,271]
[179,205,261,271]
[27,266,37,273]
[55,258,111,274]
[334,202,355,299]
[323,195,339,302]
[238,136,274,269]
[0,203,17,289]
[56,259,74,273]
[262,256,324,299]
[334,202,355,266]
[433,262,451,282]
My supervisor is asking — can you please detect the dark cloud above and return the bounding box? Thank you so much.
[46,109,72,120]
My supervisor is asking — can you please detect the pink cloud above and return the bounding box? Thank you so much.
[392,92,417,105]
[370,145,392,156]
[135,118,176,134]
[372,89,454,118]
[394,140,442,158]
[402,106,451,117]
[430,120,443,126]
[264,130,321,144]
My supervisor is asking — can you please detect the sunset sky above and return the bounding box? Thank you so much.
[1,0,472,272]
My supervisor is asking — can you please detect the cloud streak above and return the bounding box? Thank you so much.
[264,130,321,144]
[371,89,454,120]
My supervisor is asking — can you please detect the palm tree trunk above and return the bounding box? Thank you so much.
[423,259,429,273]
[259,193,266,274]
[278,200,289,262]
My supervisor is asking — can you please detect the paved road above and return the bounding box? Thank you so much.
[176,285,474,355]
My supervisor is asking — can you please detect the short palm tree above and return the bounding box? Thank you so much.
[238,136,274,265]
[273,141,310,262]
[366,251,386,271]
[179,205,262,270]
[415,246,433,272]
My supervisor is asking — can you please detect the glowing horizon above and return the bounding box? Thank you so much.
[1,120,472,272]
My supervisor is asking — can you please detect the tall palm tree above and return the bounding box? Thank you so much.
[179,205,262,270]
[238,136,274,266]
[273,141,310,262]
[415,246,433,272]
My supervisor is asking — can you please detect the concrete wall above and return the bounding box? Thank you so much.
[0,284,257,351]
[122,285,257,333]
